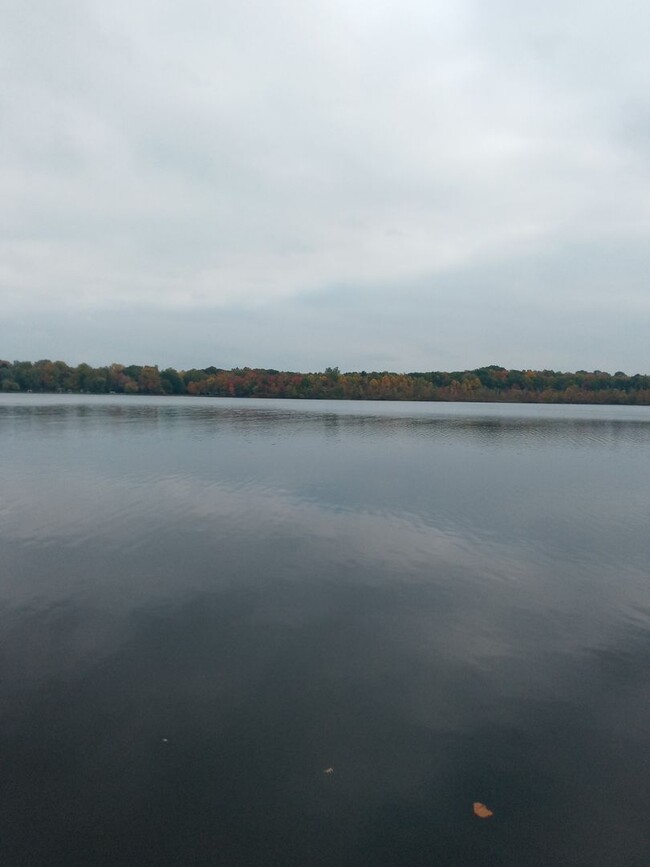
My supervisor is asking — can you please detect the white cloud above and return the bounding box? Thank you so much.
[1,0,649,367]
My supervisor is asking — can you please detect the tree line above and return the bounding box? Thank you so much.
[1,360,650,404]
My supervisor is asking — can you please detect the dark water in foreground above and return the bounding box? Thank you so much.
[1,395,649,866]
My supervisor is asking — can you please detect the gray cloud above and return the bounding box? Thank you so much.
[1,0,649,369]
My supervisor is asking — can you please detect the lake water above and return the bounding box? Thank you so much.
[1,395,649,866]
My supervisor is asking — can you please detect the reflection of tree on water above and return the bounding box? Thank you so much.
[4,396,650,449]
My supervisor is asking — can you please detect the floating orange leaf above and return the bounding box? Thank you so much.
[473,802,493,818]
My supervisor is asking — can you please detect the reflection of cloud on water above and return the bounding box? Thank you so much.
[2,513,648,865]
[2,455,648,676]
[1,447,649,863]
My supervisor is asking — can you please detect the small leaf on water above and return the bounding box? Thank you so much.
[473,802,493,818]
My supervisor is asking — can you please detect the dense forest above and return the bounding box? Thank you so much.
[2,360,650,404]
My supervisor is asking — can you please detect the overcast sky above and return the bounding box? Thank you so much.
[1,0,649,372]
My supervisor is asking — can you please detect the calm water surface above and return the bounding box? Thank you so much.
[1,395,649,866]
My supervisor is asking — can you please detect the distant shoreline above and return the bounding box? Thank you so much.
[2,361,650,406]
